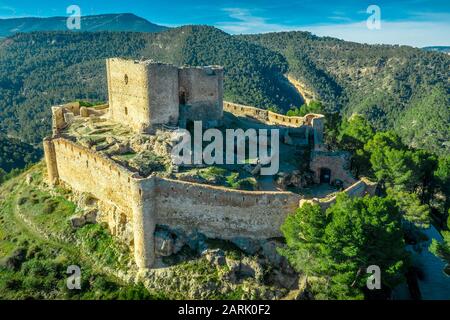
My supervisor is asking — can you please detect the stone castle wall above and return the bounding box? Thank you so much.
[223,101,324,129]
[300,178,378,210]
[44,136,302,269]
[152,177,301,239]
[267,111,305,127]
[310,151,356,187]
[179,67,224,124]
[51,138,135,215]
[223,101,269,121]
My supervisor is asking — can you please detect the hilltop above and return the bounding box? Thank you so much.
[0,163,300,299]
[0,13,168,38]
[423,46,450,54]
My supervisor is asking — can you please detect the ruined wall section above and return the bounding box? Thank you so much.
[179,66,224,125]
[51,138,135,217]
[300,178,378,210]
[223,101,324,129]
[152,177,301,239]
[310,151,357,187]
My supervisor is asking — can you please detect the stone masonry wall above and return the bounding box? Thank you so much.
[152,177,301,239]
[106,58,179,132]
[223,101,316,128]
[179,67,224,123]
[44,137,303,268]
[147,63,180,127]
[223,101,269,121]
[310,151,357,187]
[51,138,135,216]
[299,178,377,210]
[267,111,304,127]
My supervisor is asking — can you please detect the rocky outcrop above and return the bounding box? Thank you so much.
[69,209,97,229]
[276,170,313,190]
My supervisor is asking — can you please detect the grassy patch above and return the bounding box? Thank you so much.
[115,152,137,161]
[226,172,257,190]
[0,164,159,300]
[76,224,131,270]
[128,151,167,176]
[16,186,76,236]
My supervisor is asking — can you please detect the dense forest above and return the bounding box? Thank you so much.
[0,26,448,166]
[0,27,301,148]
[0,135,41,174]
[240,32,450,156]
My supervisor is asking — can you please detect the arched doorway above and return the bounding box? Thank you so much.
[320,167,331,184]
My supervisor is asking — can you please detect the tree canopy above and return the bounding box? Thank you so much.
[280,194,407,299]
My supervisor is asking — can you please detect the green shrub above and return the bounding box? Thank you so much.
[42,200,58,214]
[17,197,27,205]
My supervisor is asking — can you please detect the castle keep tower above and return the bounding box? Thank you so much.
[178,66,224,128]
[106,58,224,133]
[106,58,180,132]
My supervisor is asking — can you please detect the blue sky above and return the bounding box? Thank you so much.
[0,0,449,47]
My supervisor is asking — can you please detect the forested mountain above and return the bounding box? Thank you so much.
[0,26,300,146]
[0,13,167,38]
[240,32,449,155]
[0,26,448,157]
[0,134,41,172]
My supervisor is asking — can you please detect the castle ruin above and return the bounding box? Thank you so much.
[43,58,375,269]
[106,58,223,132]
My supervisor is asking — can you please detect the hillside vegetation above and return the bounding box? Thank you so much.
[0,27,300,146]
[0,163,160,299]
[0,163,292,300]
[0,26,448,157]
[240,32,449,155]
[0,135,42,173]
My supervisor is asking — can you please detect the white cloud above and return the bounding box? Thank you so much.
[217,8,290,34]
[216,7,450,47]
[304,21,450,47]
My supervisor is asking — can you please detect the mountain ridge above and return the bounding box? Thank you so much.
[0,24,448,161]
[423,46,450,54]
[0,13,168,38]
